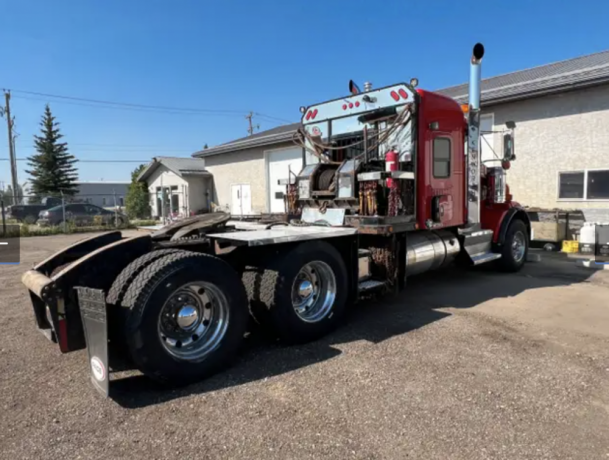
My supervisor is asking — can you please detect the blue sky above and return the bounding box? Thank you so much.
[1,0,608,188]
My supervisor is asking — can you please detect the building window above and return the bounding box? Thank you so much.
[558,172,584,199]
[587,170,609,199]
[102,197,107,206]
[119,197,124,206]
[559,170,609,200]
[433,138,451,178]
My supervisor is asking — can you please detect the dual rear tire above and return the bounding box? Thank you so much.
[110,241,348,384]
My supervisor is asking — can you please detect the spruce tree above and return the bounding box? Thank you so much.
[26,105,78,198]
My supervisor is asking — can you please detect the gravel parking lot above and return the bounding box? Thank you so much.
[1,232,609,459]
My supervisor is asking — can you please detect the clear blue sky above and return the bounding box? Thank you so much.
[1,0,608,189]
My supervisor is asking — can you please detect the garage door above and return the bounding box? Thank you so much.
[267,148,303,213]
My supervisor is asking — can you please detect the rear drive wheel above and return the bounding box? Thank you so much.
[498,219,528,272]
[243,241,348,344]
[122,251,248,384]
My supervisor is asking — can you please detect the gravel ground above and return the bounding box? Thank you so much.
[1,232,609,460]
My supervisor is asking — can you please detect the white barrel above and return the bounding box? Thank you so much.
[579,223,596,255]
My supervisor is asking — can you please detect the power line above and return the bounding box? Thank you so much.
[10,89,247,115]
[9,89,296,125]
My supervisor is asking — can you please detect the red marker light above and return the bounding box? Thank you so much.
[349,102,354,109]
[390,91,400,101]
[398,89,408,99]
[311,109,318,119]
[342,104,347,110]
[355,101,360,107]
[305,111,312,120]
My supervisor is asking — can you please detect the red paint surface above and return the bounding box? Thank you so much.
[415,89,466,229]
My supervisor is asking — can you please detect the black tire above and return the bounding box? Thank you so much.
[243,241,349,344]
[122,251,249,384]
[498,219,528,272]
[106,249,181,305]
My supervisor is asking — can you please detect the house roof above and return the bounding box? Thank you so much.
[192,123,300,158]
[437,49,609,105]
[138,156,210,182]
[194,49,609,158]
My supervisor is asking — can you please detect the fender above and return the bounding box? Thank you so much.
[496,206,531,245]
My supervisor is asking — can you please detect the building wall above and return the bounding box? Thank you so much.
[486,84,609,210]
[146,166,188,218]
[185,175,212,214]
[204,141,296,213]
[75,182,129,208]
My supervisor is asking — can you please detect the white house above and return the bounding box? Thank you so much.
[138,156,212,219]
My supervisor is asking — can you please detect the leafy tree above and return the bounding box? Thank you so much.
[125,164,151,219]
[26,105,78,198]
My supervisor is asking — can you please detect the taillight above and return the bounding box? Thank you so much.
[391,89,409,101]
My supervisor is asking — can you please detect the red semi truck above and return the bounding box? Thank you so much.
[22,43,529,397]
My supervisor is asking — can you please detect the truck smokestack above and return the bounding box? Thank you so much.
[468,43,485,110]
[466,42,485,227]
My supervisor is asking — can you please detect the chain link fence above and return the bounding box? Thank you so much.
[0,192,161,237]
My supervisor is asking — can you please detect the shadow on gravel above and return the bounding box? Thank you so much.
[111,251,595,408]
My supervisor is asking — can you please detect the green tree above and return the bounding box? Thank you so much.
[125,164,150,219]
[26,105,78,198]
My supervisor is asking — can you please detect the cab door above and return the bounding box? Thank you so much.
[426,134,456,228]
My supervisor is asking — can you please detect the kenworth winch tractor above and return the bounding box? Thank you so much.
[21,43,529,396]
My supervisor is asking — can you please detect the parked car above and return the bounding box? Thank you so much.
[38,203,128,227]
[6,197,63,223]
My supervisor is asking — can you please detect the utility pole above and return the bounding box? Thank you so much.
[1,91,18,205]
[245,111,259,136]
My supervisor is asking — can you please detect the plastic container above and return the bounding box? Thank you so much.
[561,240,579,253]
[596,224,609,256]
[579,223,596,255]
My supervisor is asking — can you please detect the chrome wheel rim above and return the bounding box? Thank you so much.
[512,231,526,263]
[291,261,336,323]
[158,282,229,362]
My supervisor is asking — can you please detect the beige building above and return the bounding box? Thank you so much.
[193,49,609,220]
[195,125,302,215]
[138,157,212,218]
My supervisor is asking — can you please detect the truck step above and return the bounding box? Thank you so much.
[358,279,386,292]
[470,252,502,265]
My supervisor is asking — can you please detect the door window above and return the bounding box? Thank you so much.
[433,138,451,178]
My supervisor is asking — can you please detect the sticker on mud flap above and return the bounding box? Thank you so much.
[90,356,106,381]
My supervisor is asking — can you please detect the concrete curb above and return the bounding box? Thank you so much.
[576,259,609,270]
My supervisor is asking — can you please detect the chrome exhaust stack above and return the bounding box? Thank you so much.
[467,43,485,227]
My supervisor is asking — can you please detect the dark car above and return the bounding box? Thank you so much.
[38,203,128,227]
[7,196,63,223]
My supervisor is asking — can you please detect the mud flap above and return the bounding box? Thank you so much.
[75,287,110,397]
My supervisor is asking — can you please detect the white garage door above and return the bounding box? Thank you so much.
[267,148,303,213]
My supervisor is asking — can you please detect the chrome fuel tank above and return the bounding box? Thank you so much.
[405,231,460,277]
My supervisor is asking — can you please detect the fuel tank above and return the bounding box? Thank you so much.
[405,230,461,277]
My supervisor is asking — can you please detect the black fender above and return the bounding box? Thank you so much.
[497,207,531,245]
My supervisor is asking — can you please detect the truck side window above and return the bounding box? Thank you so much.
[433,138,451,178]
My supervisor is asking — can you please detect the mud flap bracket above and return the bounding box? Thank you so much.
[75,287,110,398]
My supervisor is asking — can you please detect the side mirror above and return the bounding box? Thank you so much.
[503,132,516,161]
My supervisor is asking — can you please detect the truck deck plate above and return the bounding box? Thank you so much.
[208,226,357,246]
